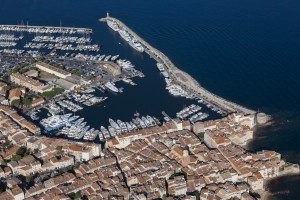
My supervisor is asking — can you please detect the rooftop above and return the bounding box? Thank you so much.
[11,72,44,87]
[36,61,71,76]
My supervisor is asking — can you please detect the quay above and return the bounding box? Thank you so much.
[100,15,258,116]
[0,24,92,34]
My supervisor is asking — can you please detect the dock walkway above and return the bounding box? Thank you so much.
[100,16,256,115]
[0,24,92,34]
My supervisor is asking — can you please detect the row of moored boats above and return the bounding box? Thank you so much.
[99,116,160,141]
[24,42,100,52]
[40,113,160,142]
[32,35,91,44]
[156,63,190,97]
[107,20,145,53]
[0,25,92,34]
[176,104,209,123]
[0,34,23,41]
[68,93,108,107]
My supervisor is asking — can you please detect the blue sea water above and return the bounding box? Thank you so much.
[1,0,300,198]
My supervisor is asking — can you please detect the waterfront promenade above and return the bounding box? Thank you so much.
[100,16,256,115]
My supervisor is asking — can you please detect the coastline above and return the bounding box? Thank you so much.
[260,168,300,200]
[97,15,300,200]
[0,1,299,199]
[99,15,259,116]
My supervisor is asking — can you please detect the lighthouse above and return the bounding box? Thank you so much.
[106,11,110,18]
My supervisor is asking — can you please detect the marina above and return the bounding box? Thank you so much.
[100,14,258,116]
[39,110,161,142]
[176,104,213,123]
[40,113,78,132]
[0,0,298,198]
[0,17,229,145]
[0,31,225,145]
[0,24,99,53]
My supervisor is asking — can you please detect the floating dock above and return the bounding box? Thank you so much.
[100,15,257,115]
[0,24,92,34]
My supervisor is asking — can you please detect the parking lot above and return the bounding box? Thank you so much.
[0,54,33,77]
[0,53,144,86]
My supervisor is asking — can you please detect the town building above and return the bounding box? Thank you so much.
[0,105,41,134]
[8,88,25,104]
[54,79,77,91]
[10,73,50,93]
[31,98,45,107]
[0,81,8,95]
[0,106,297,200]
[102,63,121,76]
[24,70,39,78]
[36,61,71,79]
[168,176,187,196]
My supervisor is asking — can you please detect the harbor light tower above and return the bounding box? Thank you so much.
[106,11,110,18]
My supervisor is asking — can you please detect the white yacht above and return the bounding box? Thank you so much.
[118,29,131,42]
[107,20,119,32]
[105,82,119,93]
[129,38,144,52]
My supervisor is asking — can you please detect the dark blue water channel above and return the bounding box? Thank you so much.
[1,0,300,198]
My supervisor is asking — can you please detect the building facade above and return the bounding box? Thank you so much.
[36,61,71,79]
[10,73,45,93]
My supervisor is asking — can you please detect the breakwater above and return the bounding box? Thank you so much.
[100,15,257,115]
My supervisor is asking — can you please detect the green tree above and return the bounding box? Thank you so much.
[69,193,75,199]
[87,74,94,80]
[198,132,205,140]
[0,182,7,193]
[74,71,83,76]
[25,148,32,156]
[69,191,81,199]
[12,66,20,73]
[42,87,64,99]
[29,66,38,71]
[3,141,13,149]
[56,148,64,157]
[20,63,27,68]
[11,99,21,107]
[1,160,7,166]
[22,96,32,106]
[12,155,22,161]
[2,74,8,81]
[16,146,27,156]
[26,176,33,183]
[195,191,200,200]
[19,68,29,74]
[65,166,73,172]
[74,191,81,199]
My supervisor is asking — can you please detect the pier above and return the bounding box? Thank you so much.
[100,15,257,115]
[0,24,92,34]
